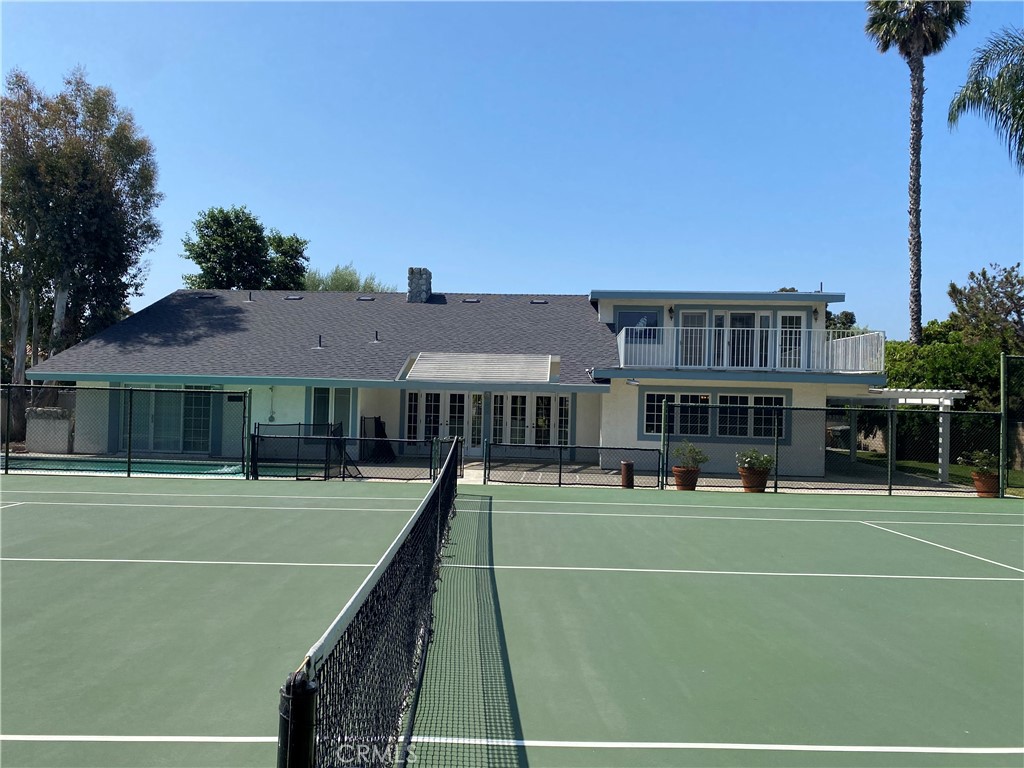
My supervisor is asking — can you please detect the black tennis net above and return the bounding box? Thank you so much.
[277,439,460,768]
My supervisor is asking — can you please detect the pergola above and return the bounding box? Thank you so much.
[838,387,969,482]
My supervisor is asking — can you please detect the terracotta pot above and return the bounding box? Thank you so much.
[971,471,999,498]
[737,467,770,493]
[672,466,701,491]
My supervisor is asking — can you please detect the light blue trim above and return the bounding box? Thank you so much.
[594,369,885,386]
[27,371,609,393]
[591,290,844,303]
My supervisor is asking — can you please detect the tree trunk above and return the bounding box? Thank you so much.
[10,269,32,441]
[48,279,71,359]
[907,51,925,346]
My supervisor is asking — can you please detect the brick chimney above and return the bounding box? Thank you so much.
[407,267,432,303]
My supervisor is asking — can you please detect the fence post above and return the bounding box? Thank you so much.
[773,407,780,493]
[887,408,895,496]
[243,390,251,480]
[126,388,134,477]
[1000,352,1008,498]
[4,385,11,475]
[340,437,347,481]
[660,397,669,490]
[483,439,489,485]
[558,445,563,487]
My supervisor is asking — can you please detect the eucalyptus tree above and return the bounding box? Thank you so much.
[949,26,1024,173]
[865,0,970,345]
[1,68,161,380]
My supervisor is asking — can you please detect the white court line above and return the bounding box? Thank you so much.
[6,557,1015,581]
[1,489,420,503]
[3,501,414,514]
[861,522,1024,574]
[488,498,1024,517]
[1,734,1018,754]
[444,563,1021,582]
[0,501,25,509]
[490,509,1024,526]
[0,557,374,568]
[5,489,1022,517]
[413,736,1024,755]
[0,734,275,743]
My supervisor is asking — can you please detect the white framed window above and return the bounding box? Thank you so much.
[752,395,785,438]
[717,394,750,437]
[677,393,711,436]
[644,393,675,434]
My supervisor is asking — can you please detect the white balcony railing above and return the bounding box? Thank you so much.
[616,327,885,374]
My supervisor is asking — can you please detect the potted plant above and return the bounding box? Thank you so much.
[671,441,709,490]
[957,450,1000,498]
[736,448,774,493]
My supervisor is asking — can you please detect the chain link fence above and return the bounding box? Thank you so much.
[251,423,463,481]
[662,403,1011,496]
[2,384,249,477]
[484,442,662,488]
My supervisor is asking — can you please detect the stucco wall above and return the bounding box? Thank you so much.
[600,378,828,476]
[574,392,602,445]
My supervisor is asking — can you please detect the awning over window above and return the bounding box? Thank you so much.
[403,353,555,383]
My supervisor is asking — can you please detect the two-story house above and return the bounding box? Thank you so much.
[23,269,886,477]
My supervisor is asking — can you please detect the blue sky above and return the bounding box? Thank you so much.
[3,1,1022,341]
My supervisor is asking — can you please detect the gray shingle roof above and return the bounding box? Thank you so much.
[27,290,618,387]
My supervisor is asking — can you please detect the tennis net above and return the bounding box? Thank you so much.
[277,438,460,768]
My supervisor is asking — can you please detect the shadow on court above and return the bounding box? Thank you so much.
[411,493,529,768]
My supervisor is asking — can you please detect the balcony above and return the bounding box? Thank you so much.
[616,326,885,374]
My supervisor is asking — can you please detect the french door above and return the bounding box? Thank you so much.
[407,391,484,456]
[492,393,570,447]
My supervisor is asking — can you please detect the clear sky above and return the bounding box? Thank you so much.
[3,1,1022,341]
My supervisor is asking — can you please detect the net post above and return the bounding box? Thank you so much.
[127,388,134,477]
[340,436,347,481]
[1000,352,1008,498]
[277,668,317,768]
[558,444,563,487]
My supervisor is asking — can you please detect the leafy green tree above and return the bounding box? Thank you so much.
[866,0,970,346]
[826,310,859,330]
[886,321,1001,409]
[949,26,1024,173]
[947,262,1024,354]
[304,263,396,292]
[181,206,307,290]
[2,68,161,392]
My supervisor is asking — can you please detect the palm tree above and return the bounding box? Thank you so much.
[865,1,970,345]
[949,26,1024,173]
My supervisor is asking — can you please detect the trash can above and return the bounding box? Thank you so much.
[621,460,634,489]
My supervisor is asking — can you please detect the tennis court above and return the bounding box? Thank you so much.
[2,473,1022,767]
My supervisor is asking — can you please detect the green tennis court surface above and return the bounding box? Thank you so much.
[2,476,1022,767]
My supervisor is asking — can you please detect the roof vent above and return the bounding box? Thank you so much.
[196,294,216,299]
[462,298,481,304]
[284,295,303,301]
[530,299,549,305]
[357,296,375,302]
